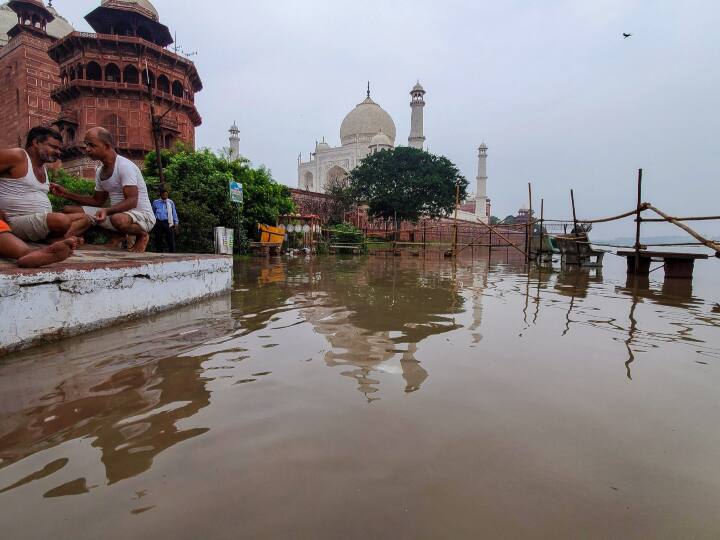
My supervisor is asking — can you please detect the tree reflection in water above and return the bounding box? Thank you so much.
[300,257,466,400]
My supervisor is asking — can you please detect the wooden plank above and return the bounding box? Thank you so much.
[617,250,708,260]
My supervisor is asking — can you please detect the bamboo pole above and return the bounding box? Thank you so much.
[423,220,427,255]
[543,207,644,224]
[144,61,166,190]
[639,215,720,222]
[453,183,459,258]
[570,189,578,234]
[527,182,533,261]
[457,220,527,257]
[646,205,720,254]
[539,198,544,262]
[634,169,643,274]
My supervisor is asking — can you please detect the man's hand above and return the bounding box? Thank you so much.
[95,209,108,223]
[49,183,68,197]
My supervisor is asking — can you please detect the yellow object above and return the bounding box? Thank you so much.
[258,224,284,245]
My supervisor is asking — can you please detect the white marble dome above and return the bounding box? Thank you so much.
[315,140,331,152]
[369,131,393,148]
[102,0,159,21]
[0,2,74,47]
[340,95,396,147]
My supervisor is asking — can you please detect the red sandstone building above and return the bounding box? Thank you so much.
[0,0,202,178]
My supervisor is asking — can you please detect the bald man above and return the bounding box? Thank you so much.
[51,127,156,252]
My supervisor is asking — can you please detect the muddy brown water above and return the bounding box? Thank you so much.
[1,252,719,539]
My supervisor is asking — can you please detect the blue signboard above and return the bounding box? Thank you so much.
[229,180,243,204]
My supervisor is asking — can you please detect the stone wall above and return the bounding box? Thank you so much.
[0,32,60,149]
[0,253,233,354]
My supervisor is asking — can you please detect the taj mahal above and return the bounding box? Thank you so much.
[227,81,491,222]
[295,82,490,223]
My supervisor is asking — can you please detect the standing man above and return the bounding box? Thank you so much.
[0,127,90,241]
[152,189,179,253]
[51,127,156,253]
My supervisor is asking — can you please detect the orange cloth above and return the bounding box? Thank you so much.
[0,219,11,234]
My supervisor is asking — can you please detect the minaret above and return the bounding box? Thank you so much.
[408,81,426,149]
[475,143,489,222]
[228,122,240,161]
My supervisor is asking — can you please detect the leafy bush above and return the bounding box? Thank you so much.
[143,147,295,253]
[47,168,95,212]
[327,222,364,245]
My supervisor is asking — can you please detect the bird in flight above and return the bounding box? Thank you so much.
[623,33,633,39]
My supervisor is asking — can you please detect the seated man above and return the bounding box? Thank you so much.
[51,127,156,253]
[0,127,90,242]
[0,211,80,268]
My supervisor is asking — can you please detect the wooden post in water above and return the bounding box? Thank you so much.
[527,182,533,260]
[539,198,545,262]
[634,168,643,274]
[570,189,578,234]
[423,220,427,256]
[453,183,460,258]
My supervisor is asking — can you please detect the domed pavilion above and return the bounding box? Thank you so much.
[0,0,202,178]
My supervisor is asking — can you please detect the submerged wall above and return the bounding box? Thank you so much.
[0,252,233,354]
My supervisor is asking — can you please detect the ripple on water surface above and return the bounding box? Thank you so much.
[1,253,719,539]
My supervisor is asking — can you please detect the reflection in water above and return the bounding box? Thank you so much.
[1,253,719,539]
[0,297,233,493]
[303,257,466,399]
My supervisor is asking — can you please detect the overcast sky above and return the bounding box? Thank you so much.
[55,0,719,237]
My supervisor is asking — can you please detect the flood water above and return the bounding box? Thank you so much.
[1,251,719,539]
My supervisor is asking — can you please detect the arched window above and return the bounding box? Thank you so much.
[86,62,102,81]
[303,172,313,190]
[171,80,184,98]
[137,26,152,42]
[32,15,41,28]
[105,63,120,82]
[60,70,68,84]
[114,22,132,36]
[66,128,75,143]
[102,114,127,147]
[123,65,139,84]
[142,69,155,88]
[157,74,170,93]
[163,133,175,148]
[76,64,84,80]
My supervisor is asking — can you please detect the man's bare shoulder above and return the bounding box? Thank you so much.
[0,148,28,177]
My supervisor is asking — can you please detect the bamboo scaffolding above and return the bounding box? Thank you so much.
[645,205,720,254]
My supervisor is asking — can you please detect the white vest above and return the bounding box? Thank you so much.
[0,151,52,218]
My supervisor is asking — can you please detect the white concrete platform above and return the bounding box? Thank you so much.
[0,248,233,355]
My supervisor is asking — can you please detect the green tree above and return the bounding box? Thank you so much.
[143,147,295,253]
[349,147,468,228]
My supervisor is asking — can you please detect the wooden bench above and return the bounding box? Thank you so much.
[329,244,362,255]
[617,250,709,279]
[554,235,606,267]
